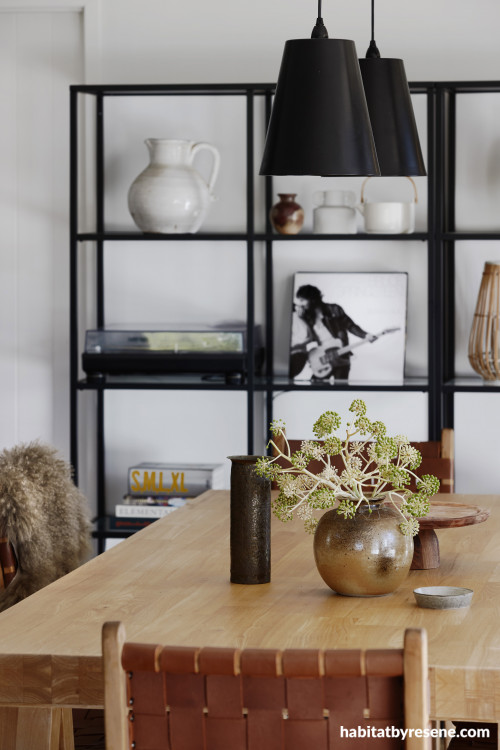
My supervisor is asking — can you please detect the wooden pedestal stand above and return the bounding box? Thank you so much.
[410,501,490,569]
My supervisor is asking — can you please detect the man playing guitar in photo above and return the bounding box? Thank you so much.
[290,283,379,381]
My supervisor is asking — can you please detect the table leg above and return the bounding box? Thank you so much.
[0,706,74,750]
[411,528,440,570]
[59,708,76,750]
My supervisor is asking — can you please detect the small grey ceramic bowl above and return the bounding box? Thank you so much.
[413,586,473,610]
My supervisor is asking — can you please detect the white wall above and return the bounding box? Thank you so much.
[0,8,83,452]
[96,0,500,84]
[1,1,500,518]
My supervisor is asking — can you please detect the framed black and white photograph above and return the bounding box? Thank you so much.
[289,272,408,384]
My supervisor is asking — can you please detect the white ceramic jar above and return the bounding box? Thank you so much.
[312,190,357,234]
[127,139,220,234]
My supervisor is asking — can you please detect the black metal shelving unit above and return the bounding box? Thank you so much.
[434,81,500,429]
[69,80,500,551]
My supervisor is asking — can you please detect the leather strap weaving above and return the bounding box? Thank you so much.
[121,642,408,750]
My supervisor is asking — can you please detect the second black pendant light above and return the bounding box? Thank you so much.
[359,0,426,176]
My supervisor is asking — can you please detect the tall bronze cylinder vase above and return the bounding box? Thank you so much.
[228,456,271,584]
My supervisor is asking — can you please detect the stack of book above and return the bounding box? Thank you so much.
[110,462,225,531]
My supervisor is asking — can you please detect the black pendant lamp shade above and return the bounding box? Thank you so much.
[260,11,380,176]
[359,57,426,176]
[358,4,426,176]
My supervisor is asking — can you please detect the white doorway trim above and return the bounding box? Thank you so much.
[0,0,101,82]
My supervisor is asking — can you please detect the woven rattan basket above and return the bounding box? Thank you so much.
[469,261,500,381]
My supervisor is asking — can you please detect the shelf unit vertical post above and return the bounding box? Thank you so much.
[246,89,255,453]
[263,88,274,450]
[96,93,106,538]
[426,83,442,439]
[96,93,105,326]
[437,84,456,429]
[69,87,79,480]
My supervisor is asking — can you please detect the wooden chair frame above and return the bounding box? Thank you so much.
[0,537,17,591]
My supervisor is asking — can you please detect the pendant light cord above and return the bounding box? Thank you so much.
[366,0,380,57]
[311,0,328,38]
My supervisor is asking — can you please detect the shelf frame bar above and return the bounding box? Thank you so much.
[95,93,107,536]
[69,88,79,480]
[263,89,274,452]
[427,83,441,440]
[437,85,457,430]
[246,90,255,453]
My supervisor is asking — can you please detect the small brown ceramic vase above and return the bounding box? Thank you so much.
[313,501,413,597]
[270,193,304,235]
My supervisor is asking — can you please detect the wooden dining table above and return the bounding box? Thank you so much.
[0,490,498,748]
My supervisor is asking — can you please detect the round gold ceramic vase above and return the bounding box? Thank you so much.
[313,502,413,597]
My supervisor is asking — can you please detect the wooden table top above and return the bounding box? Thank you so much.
[0,491,499,723]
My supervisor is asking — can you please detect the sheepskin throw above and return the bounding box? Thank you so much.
[0,442,92,612]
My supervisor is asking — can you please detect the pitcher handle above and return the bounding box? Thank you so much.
[360,175,419,204]
[191,142,220,196]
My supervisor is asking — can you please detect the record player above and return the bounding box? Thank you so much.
[82,324,264,382]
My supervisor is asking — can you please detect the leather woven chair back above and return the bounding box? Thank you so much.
[272,428,454,494]
[103,622,429,750]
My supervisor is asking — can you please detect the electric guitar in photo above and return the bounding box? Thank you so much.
[307,327,401,379]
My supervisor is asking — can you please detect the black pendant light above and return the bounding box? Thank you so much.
[358,0,426,176]
[259,0,380,177]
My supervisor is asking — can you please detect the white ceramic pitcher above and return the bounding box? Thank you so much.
[128,139,220,233]
[357,176,418,234]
